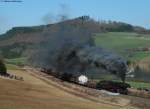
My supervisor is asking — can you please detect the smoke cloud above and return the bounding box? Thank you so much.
[31,16,127,82]
[57,3,70,21]
[42,13,56,24]
[42,3,70,24]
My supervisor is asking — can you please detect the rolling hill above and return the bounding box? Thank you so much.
[94,32,150,61]
[0,16,149,59]
[0,16,149,82]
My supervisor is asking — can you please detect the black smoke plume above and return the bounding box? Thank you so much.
[30,16,127,82]
[42,3,70,24]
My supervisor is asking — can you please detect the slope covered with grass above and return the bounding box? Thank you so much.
[94,32,150,61]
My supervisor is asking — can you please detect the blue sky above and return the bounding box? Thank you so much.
[0,0,150,34]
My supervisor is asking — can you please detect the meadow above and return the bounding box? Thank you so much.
[94,32,150,88]
[5,57,27,65]
[94,32,150,61]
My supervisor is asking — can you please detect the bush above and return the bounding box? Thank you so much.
[60,73,73,82]
[0,59,7,75]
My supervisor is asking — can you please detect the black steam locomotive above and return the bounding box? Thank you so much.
[41,68,130,95]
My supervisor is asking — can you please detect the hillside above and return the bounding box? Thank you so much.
[0,69,116,109]
[95,32,150,81]
[0,16,148,59]
[0,66,150,109]
[0,16,149,82]
[94,32,150,61]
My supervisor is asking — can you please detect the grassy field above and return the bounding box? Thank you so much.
[0,68,119,109]
[127,81,150,89]
[94,32,150,61]
[94,32,150,88]
[6,64,19,70]
[5,57,27,65]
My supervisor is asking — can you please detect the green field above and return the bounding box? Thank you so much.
[6,64,19,70]
[94,32,150,61]
[94,32,150,88]
[127,81,150,89]
[5,57,27,65]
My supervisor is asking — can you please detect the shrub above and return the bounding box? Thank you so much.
[0,59,7,75]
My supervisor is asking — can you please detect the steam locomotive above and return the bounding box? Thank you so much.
[41,68,130,94]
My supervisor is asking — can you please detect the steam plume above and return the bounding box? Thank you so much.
[42,3,70,24]
[30,16,127,82]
